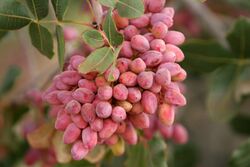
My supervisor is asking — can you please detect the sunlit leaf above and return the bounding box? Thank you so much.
[82,29,104,48]
[56,25,65,70]
[99,0,116,8]
[116,0,144,18]
[25,0,48,20]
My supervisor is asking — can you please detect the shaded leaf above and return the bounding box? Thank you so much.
[27,121,54,149]
[82,29,104,48]
[25,0,48,20]
[227,18,250,59]
[230,114,250,135]
[207,65,239,121]
[0,30,8,41]
[0,1,31,30]
[116,0,144,18]
[235,66,250,101]
[55,159,95,167]
[78,47,114,74]
[230,138,250,167]
[29,23,54,58]
[52,131,72,164]
[125,136,168,167]
[103,10,123,46]
[99,0,116,8]
[51,0,69,21]
[56,25,65,70]
[0,66,21,97]
[180,40,235,73]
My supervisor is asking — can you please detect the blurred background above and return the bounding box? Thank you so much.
[0,0,250,167]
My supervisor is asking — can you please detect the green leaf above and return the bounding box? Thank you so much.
[230,138,250,167]
[103,10,123,46]
[0,1,31,30]
[0,66,21,97]
[125,136,168,167]
[51,0,69,21]
[230,114,250,135]
[180,40,235,73]
[29,23,54,58]
[98,0,116,8]
[225,0,250,10]
[116,0,144,19]
[82,29,104,48]
[107,45,122,82]
[56,25,65,70]
[0,30,8,41]
[55,160,95,167]
[235,66,250,101]
[78,47,115,74]
[207,65,239,121]
[25,0,49,20]
[227,18,250,59]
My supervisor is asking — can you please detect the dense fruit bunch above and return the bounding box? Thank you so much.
[43,0,187,161]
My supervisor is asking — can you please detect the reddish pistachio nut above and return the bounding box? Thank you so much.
[151,13,173,27]
[164,31,185,46]
[140,50,162,67]
[95,76,109,87]
[155,68,171,87]
[53,75,71,90]
[162,51,176,63]
[130,102,144,115]
[172,124,189,144]
[117,101,133,112]
[131,35,150,53]
[165,44,184,62]
[129,58,146,74]
[95,101,112,118]
[158,62,182,77]
[81,72,98,80]
[81,103,96,123]
[164,82,181,92]
[105,134,119,145]
[113,84,128,101]
[161,7,175,18]
[141,91,158,114]
[55,112,71,131]
[120,41,133,58]
[70,55,85,70]
[104,67,120,82]
[119,71,137,86]
[148,0,166,12]
[121,123,137,145]
[130,14,150,28]
[63,123,81,144]
[164,89,186,106]
[72,88,95,104]
[82,127,98,149]
[60,71,81,85]
[113,10,129,29]
[99,119,118,139]
[57,91,72,104]
[24,149,41,166]
[49,105,64,118]
[129,112,150,129]
[71,113,88,129]
[137,71,154,89]
[44,91,61,105]
[124,25,139,40]
[90,118,103,132]
[116,58,131,73]
[116,122,126,134]
[127,87,142,103]
[92,97,101,106]
[64,27,78,41]
[78,79,97,92]
[149,80,162,93]
[158,122,173,139]
[172,69,187,82]
[158,103,175,126]
[112,106,127,122]
[152,22,168,39]
[150,39,166,52]
[71,140,89,160]
[97,85,113,100]
[143,33,154,42]
[143,115,157,140]
[65,100,81,114]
